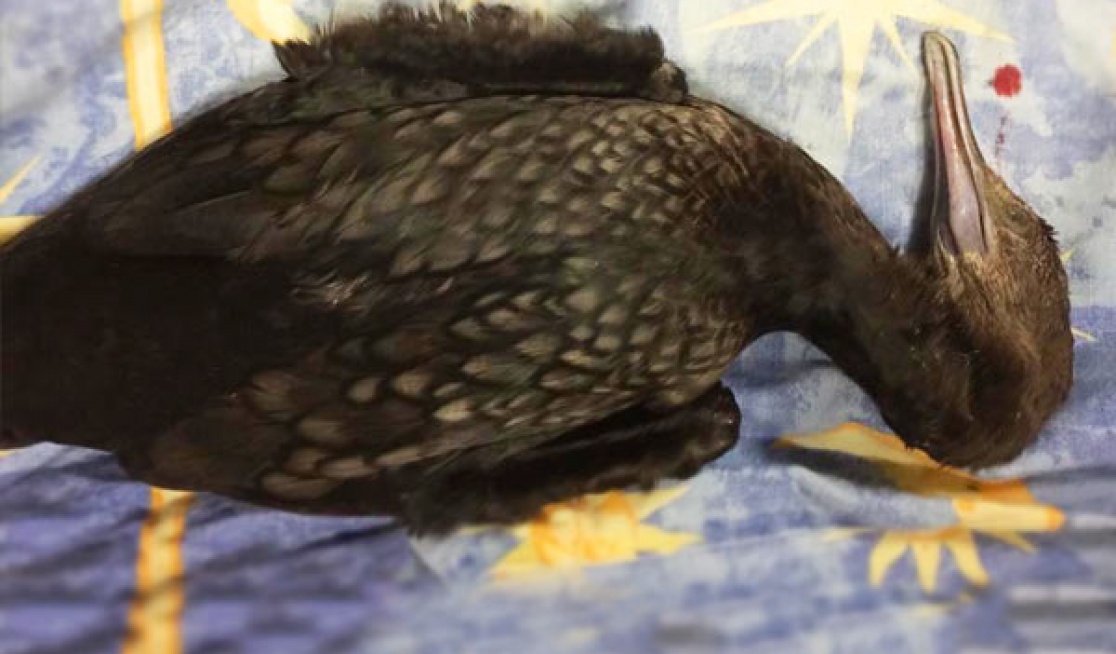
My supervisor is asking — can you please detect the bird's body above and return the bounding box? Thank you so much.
[0,4,1072,533]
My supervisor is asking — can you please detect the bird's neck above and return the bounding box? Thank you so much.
[734,145,979,455]
[785,244,976,452]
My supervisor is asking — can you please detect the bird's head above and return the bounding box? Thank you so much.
[902,32,1073,467]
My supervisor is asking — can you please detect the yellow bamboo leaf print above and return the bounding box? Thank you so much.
[780,422,1041,503]
[953,496,1063,534]
[121,0,172,148]
[0,215,38,241]
[0,157,40,245]
[119,2,191,652]
[228,0,310,43]
[0,157,37,204]
[780,422,1064,592]
[122,489,192,654]
[866,527,987,592]
[1061,249,1098,342]
[0,157,40,458]
[1072,328,1097,342]
[692,0,1010,133]
[491,486,699,578]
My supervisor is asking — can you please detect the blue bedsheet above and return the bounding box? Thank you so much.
[2,1,1114,652]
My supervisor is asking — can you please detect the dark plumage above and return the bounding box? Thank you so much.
[0,4,1072,534]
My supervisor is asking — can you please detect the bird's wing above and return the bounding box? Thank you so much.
[138,251,743,507]
[150,263,636,497]
[14,95,741,507]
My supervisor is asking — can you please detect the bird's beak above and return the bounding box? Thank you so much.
[923,31,989,256]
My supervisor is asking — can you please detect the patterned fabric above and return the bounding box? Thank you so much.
[1,1,1114,652]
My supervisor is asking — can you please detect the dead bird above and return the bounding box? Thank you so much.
[0,4,1072,533]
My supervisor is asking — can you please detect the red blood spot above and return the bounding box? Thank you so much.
[992,65,1022,97]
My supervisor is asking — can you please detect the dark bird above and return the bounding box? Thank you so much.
[0,4,1072,534]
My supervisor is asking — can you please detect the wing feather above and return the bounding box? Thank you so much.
[9,92,743,513]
